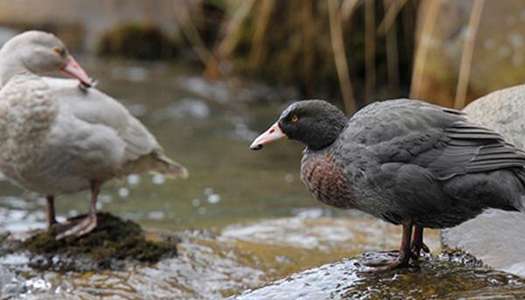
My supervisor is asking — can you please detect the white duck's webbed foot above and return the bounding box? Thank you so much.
[55,180,101,240]
[55,213,97,240]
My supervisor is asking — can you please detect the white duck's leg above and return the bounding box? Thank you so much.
[56,181,101,240]
[46,195,57,227]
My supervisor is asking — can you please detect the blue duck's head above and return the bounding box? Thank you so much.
[250,100,347,151]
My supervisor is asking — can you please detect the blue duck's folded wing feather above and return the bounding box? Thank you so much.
[353,100,525,180]
[427,121,525,179]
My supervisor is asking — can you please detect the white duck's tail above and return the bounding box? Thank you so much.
[123,151,188,179]
[152,152,189,179]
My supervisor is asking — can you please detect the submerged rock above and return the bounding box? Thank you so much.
[2,213,178,272]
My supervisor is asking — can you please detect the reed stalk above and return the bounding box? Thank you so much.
[383,0,400,94]
[454,0,485,109]
[172,3,220,78]
[215,0,256,62]
[249,0,275,69]
[328,0,356,113]
[364,0,376,101]
[378,0,409,34]
[410,0,441,98]
[342,0,362,22]
[301,0,315,95]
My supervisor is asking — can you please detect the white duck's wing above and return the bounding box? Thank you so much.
[43,77,187,178]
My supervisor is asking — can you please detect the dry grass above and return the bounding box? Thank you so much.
[328,0,356,113]
[153,0,489,110]
[410,0,441,99]
[186,1,432,110]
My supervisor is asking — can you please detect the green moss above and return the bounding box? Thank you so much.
[98,24,177,60]
[20,213,177,270]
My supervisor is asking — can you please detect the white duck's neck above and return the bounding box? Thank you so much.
[0,53,31,88]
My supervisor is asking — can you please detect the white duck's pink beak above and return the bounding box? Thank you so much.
[61,55,94,87]
[250,122,286,150]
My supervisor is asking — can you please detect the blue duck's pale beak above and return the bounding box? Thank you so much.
[250,122,286,150]
[61,55,94,87]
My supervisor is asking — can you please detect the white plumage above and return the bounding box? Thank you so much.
[0,31,187,238]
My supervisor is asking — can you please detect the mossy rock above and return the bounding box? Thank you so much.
[18,213,178,272]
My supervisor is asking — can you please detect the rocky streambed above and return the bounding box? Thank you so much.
[1,211,524,299]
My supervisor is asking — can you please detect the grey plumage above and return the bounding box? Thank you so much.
[299,99,525,228]
[252,98,525,269]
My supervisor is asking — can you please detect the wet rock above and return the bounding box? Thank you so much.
[2,214,522,299]
[0,265,26,299]
[234,251,525,300]
[2,230,265,300]
[5,213,178,272]
[443,210,525,277]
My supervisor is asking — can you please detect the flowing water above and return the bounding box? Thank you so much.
[0,58,524,299]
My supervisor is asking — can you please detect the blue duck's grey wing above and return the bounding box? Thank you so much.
[355,100,525,179]
[346,99,525,224]
[377,162,451,223]
[346,99,464,144]
[374,119,525,225]
[426,121,525,180]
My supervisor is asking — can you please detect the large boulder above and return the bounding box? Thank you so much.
[413,0,525,107]
[443,84,525,276]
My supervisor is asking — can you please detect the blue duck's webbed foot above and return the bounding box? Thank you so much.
[359,249,414,272]
[410,225,430,259]
[360,222,415,272]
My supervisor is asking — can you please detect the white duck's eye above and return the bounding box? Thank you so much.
[53,47,66,57]
[291,115,299,122]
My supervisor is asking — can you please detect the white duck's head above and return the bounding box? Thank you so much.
[0,31,94,87]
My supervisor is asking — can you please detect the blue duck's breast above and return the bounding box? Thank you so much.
[300,150,356,209]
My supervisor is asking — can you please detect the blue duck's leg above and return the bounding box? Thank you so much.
[46,195,57,227]
[392,222,413,268]
[362,222,413,271]
[56,181,101,240]
[411,225,430,259]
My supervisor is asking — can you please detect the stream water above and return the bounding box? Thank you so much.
[0,58,524,299]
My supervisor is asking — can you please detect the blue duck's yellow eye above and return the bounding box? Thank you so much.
[291,115,299,122]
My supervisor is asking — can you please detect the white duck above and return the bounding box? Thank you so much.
[0,31,188,239]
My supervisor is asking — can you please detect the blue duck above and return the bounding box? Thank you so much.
[250,99,525,270]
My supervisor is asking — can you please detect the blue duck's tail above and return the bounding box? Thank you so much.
[512,169,525,212]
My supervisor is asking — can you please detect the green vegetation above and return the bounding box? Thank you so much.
[98,23,177,60]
